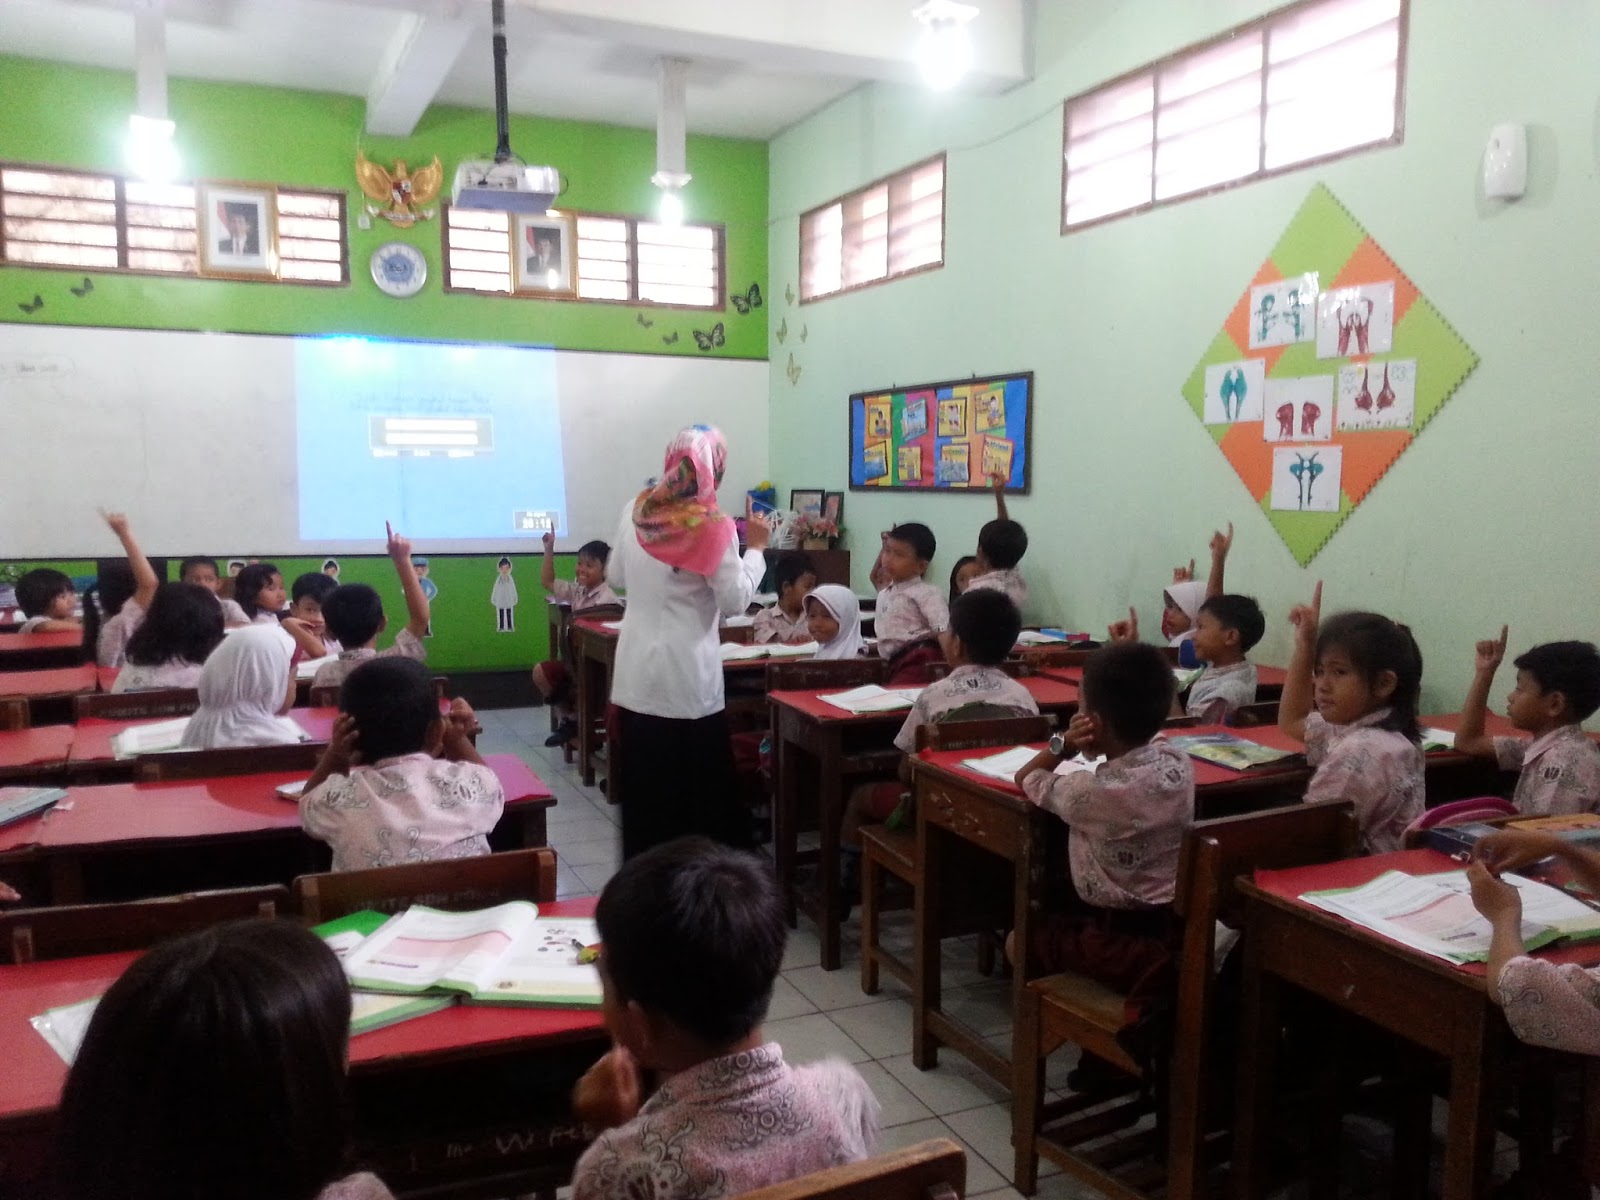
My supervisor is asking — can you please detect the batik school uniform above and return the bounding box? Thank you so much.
[967,567,1028,612]
[753,603,811,644]
[873,577,948,658]
[111,659,204,693]
[96,598,145,668]
[1495,957,1600,1055]
[1021,740,1194,993]
[571,1045,878,1200]
[300,752,505,872]
[310,628,427,691]
[539,579,621,702]
[316,1174,395,1200]
[1301,708,1424,854]
[1493,724,1600,815]
[1184,660,1258,724]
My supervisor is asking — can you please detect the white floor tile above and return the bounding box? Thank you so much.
[555,865,593,899]
[873,1118,1004,1195]
[881,1052,1011,1117]
[556,836,621,868]
[944,1101,1056,1182]
[766,1013,871,1066]
[765,976,818,1021]
[573,860,620,893]
[827,996,915,1061]
[786,962,906,1013]
[851,1060,934,1128]
[781,927,822,971]
[939,979,1016,1039]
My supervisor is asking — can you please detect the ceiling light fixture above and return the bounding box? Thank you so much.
[651,57,692,225]
[127,0,179,181]
[912,0,979,91]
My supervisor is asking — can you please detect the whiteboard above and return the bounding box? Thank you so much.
[0,323,768,557]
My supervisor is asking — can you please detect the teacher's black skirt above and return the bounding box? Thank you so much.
[614,706,752,860]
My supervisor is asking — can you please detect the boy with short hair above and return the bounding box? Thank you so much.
[1454,629,1600,815]
[1012,642,1194,992]
[180,555,249,627]
[753,552,817,645]
[310,524,431,691]
[967,473,1029,610]
[281,571,341,659]
[1185,593,1266,724]
[534,531,620,747]
[571,838,878,1200]
[870,521,949,669]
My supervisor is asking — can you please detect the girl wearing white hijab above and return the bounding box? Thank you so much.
[804,585,866,660]
[1161,580,1207,648]
[180,625,300,749]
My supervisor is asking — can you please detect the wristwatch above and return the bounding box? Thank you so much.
[1048,733,1068,757]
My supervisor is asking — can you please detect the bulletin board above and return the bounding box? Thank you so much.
[1180,184,1478,565]
[848,371,1032,492]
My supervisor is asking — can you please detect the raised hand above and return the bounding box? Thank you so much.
[1107,606,1139,644]
[989,473,1006,493]
[745,511,771,551]
[542,530,555,552]
[1171,559,1195,583]
[1475,625,1509,675]
[385,520,412,562]
[1210,522,1234,560]
[99,508,131,538]
[1288,580,1322,645]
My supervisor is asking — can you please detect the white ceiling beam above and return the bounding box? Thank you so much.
[364,3,480,135]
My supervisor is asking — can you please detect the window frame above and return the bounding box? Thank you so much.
[440,203,728,312]
[1059,0,1409,235]
[798,152,947,305]
[0,160,349,286]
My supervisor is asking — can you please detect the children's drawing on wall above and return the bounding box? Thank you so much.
[980,435,1014,482]
[1337,359,1417,431]
[866,397,891,438]
[1248,274,1318,349]
[227,560,246,577]
[974,385,1006,432]
[413,556,437,637]
[1317,282,1395,359]
[897,445,923,481]
[936,394,968,438]
[491,556,518,633]
[937,442,970,485]
[901,394,929,440]
[321,558,340,581]
[861,441,890,481]
[1262,376,1334,442]
[1271,445,1343,513]
[1202,358,1267,424]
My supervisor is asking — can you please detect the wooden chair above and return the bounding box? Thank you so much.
[0,697,25,732]
[1012,799,1360,1198]
[767,658,886,691]
[1019,644,1097,669]
[1230,699,1280,728]
[720,624,756,645]
[74,688,200,722]
[860,713,1053,996]
[293,846,558,923]
[309,674,450,709]
[926,660,1030,681]
[734,1139,966,1200]
[134,740,325,782]
[0,885,294,964]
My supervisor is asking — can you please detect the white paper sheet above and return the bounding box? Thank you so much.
[1262,376,1335,443]
[1202,358,1267,425]
[1336,359,1417,431]
[819,685,923,714]
[1316,282,1396,359]
[1248,275,1319,349]
[1269,445,1343,513]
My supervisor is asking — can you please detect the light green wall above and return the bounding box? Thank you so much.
[766,0,1600,712]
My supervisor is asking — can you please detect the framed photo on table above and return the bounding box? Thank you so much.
[821,491,844,526]
[789,489,824,519]
[196,182,279,280]
[512,212,576,296]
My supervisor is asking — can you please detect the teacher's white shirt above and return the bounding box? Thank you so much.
[608,499,764,720]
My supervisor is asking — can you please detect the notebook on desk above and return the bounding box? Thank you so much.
[109,716,307,759]
[0,786,64,828]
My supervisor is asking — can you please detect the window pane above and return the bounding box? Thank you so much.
[277,191,342,219]
[279,259,344,282]
[125,202,196,229]
[449,227,510,254]
[280,237,342,262]
[448,248,510,274]
[4,217,119,247]
[638,281,717,306]
[4,194,117,222]
[278,215,338,240]
[580,258,631,283]
[124,181,194,208]
[1,169,115,200]
[578,278,632,301]
[449,269,512,292]
[3,241,118,267]
[126,225,197,251]
[448,208,509,232]
[127,248,193,273]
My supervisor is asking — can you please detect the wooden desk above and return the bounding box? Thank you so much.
[0,631,84,672]
[0,726,73,783]
[571,618,619,788]
[1038,661,1289,700]
[1233,849,1600,1200]
[0,897,607,1200]
[0,754,556,905]
[0,665,100,728]
[769,674,1081,972]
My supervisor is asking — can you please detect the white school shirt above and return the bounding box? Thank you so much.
[111,659,204,693]
[607,499,764,720]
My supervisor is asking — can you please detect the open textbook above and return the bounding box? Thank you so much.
[1301,869,1600,965]
[960,745,1102,782]
[340,901,603,1007]
[819,684,924,714]
[1165,732,1299,772]
[108,715,307,759]
[719,640,819,662]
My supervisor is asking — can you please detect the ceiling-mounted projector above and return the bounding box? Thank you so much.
[451,160,561,214]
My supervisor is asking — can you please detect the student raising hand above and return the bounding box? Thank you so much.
[1278,581,1323,742]
[1476,624,1509,674]
[1206,522,1234,599]
[1107,606,1139,644]
[1288,580,1323,646]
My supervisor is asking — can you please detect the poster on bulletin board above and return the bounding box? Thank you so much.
[848,371,1032,493]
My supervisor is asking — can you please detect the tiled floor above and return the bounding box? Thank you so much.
[475,704,1104,1199]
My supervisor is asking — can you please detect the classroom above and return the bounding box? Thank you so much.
[2,1,1599,1198]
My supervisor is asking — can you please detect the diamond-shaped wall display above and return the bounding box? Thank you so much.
[1180,184,1478,565]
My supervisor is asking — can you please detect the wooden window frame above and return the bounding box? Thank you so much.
[1060,0,1409,235]
[799,152,947,306]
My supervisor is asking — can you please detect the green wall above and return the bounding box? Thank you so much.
[766,0,1600,712]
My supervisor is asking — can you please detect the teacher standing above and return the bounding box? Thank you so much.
[608,425,770,858]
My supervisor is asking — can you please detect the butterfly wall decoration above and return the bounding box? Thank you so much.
[786,353,802,386]
[775,318,788,345]
[784,283,795,305]
[731,283,762,314]
[635,311,654,328]
[18,294,43,314]
[799,325,808,343]
[661,331,680,345]
[69,277,93,297]
[692,322,725,352]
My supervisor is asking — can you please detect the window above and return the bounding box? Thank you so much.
[1062,0,1405,230]
[442,207,725,309]
[0,163,347,283]
[800,154,944,303]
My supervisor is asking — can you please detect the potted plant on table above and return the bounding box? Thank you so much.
[795,514,841,550]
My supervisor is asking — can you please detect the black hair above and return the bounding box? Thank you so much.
[54,920,353,1200]
[596,836,786,1047]
[125,583,225,668]
[1081,642,1175,745]
[949,587,1021,666]
[948,555,977,605]
[339,657,438,762]
[887,521,936,564]
[1200,594,1266,653]
[576,540,611,565]
[321,559,339,572]
[291,571,339,606]
[497,556,512,568]
[179,556,219,582]
[1513,641,1600,723]
[15,567,73,618]
[81,561,136,662]
[232,563,281,621]
[320,583,385,649]
[978,518,1028,570]
[1315,611,1423,742]
[771,551,816,595]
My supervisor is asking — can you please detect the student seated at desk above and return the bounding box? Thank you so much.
[84,510,160,668]
[1155,523,1233,667]
[111,582,225,692]
[753,551,816,645]
[571,838,878,1200]
[280,570,342,659]
[1011,643,1193,1004]
[179,555,250,627]
[179,624,299,749]
[311,524,431,691]
[1278,583,1424,853]
[55,921,397,1200]
[966,473,1029,610]
[870,522,949,683]
[533,530,618,748]
[804,585,866,660]
[232,562,289,629]
[13,567,80,634]
[1453,629,1600,815]
[300,658,502,872]
[948,554,979,607]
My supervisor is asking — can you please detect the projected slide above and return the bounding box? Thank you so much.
[295,338,567,542]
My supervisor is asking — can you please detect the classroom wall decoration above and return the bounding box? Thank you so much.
[1181,185,1478,565]
[848,371,1032,492]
